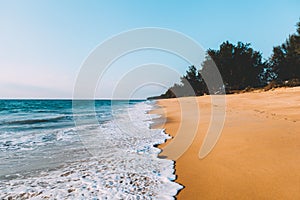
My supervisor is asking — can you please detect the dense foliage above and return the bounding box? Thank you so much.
[150,19,300,99]
[269,20,300,81]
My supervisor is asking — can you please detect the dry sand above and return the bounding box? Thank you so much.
[151,87,300,199]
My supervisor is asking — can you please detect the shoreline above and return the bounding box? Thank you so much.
[148,104,184,198]
[151,86,300,199]
[0,101,182,199]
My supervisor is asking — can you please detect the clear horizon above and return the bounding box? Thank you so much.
[1,0,299,99]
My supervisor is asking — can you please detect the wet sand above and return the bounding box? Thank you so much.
[152,87,300,199]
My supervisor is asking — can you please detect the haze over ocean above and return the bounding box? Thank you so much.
[1,1,299,99]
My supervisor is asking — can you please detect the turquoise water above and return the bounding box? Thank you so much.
[0,100,139,177]
[0,100,182,199]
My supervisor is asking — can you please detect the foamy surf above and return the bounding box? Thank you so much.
[0,100,182,199]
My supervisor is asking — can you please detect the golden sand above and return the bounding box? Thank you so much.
[151,87,300,199]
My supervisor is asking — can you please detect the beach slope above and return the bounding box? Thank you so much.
[152,87,300,199]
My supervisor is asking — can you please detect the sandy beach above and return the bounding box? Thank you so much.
[152,87,300,199]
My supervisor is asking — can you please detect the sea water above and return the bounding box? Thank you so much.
[0,100,182,199]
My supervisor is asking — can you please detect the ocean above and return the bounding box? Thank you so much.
[0,100,182,199]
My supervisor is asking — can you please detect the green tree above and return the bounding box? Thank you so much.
[157,66,207,98]
[202,41,265,91]
[150,19,300,100]
[180,65,208,96]
[269,19,300,81]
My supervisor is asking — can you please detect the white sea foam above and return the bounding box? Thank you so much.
[0,101,182,199]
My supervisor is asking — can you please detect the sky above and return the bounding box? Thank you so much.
[0,0,299,99]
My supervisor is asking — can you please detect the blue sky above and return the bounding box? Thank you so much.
[0,0,299,98]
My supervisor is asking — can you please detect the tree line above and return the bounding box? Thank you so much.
[149,19,300,99]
